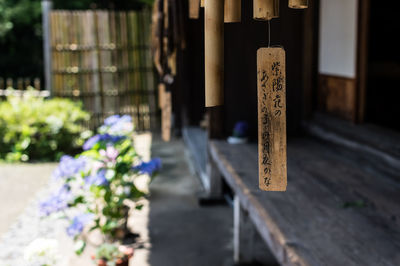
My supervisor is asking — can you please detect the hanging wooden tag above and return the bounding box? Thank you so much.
[200,0,204,8]
[205,0,224,107]
[257,47,287,191]
[162,90,172,142]
[158,83,165,109]
[254,0,279,20]
[288,0,308,9]
[189,0,201,19]
[224,0,241,23]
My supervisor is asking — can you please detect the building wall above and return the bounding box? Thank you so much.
[317,0,359,121]
[319,0,358,78]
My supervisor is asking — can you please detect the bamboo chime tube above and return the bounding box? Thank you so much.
[205,0,224,107]
[189,0,201,19]
[254,0,279,20]
[224,0,241,23]
[288,0,308,9]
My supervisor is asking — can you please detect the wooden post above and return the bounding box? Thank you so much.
[42,0,53,96]
[162,90,172,142]
[224,0,241,23]
[206,155,223,198]
[189,0,201,19]
[257,47,287,191]
[253,0,279,20]
[205,0,224,107]
[158,83,166,109]
[233,195,277,264]
[289,0,308,9]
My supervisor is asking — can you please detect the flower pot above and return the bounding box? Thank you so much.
[97,258,129,266]
[95,246,134,266]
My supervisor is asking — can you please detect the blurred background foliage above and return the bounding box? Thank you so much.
[0,0,153,82]
[0,90,90,162]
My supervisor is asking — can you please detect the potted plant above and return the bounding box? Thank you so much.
[92,243,134,266]
[39,115,161,254]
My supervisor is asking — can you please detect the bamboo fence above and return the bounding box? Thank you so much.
[50,9,156,131]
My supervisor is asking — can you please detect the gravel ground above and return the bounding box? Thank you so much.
[0,163,57,236]
[0,179,73,266]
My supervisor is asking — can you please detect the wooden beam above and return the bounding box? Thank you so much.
[302,0,319,119]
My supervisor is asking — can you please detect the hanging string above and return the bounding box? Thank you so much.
[268,19,271,47]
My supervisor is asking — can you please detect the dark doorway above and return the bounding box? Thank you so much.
[366,1,400,131]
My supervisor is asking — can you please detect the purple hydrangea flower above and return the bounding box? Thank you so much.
[99,146,119,163]
[39,185,71,216]
[85,169,108,186]
[108,115,133,134]
[104,115,121,126]
[53,156,86,179]
[83,134,125,150]
[82,135,101,150]
[66,213,94,238]
[233,121,249,138]
[103,115,131,128]
[133,158,162,176]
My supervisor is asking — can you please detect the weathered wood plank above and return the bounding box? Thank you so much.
[209,138,400,266]
[257,48,287,191]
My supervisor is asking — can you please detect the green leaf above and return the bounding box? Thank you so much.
[74,240,86,255]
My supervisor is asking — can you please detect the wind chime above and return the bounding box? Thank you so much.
[190,0,308,191]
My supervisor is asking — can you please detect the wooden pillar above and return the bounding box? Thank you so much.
[205,0,224,107]
[254,0,279,20]
[161,90,172,142]
[224,0,241,23]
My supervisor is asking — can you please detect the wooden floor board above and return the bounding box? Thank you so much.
[210,138,400,266]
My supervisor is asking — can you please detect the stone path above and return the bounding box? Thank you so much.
[0,163,57,236]
[0,136,233,266]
